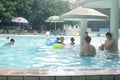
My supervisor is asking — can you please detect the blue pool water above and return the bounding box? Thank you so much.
[0,35,120,69]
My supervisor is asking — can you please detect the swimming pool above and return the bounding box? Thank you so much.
[0,35,120,69]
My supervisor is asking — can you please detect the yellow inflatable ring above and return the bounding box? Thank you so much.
[52,44,64,49]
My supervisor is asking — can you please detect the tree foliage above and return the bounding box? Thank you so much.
[0,0,70,30]
[30,0,70,30]
[0,0,17,22]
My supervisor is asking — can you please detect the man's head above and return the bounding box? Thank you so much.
[60,37,64,42]
[106,32,112,39]
[70,37,75,42]
[85,36,91,44]
[10,39,15,43]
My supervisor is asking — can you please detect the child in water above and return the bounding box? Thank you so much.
[70,37,75,45]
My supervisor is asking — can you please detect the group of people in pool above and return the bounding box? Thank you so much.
[54,31,118,57]
[54,37,75,45]
[3,32,118,57]
[80,32,118,57]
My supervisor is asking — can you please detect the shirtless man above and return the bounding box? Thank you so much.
[99,32,118,53]
[80,36,96,57]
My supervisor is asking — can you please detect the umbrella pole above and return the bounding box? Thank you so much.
[18,23,20,34]
[55,23,56,31]
[55,23,56,35]
[19,23,20,27]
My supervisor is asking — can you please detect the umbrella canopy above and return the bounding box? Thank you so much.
[45,16,64,23]
[45,16,64,31]
[11,17,29,29]
[12,17,28,23]
[61,6,109,21]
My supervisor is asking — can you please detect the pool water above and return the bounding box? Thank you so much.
[0,35,120,69]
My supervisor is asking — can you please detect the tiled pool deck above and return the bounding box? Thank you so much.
[0,68,120,80]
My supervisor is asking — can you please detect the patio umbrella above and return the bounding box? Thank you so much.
[45,16,64,31]
[61,6,108,21]
[11,17,28,27]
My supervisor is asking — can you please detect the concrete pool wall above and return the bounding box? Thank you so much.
[0,68,120,80]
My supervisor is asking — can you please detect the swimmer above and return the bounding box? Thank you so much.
[80,36,96,57]
[58,37,65,45]
[99,32,118,53]
[70,37,75,45]
[7,37,10,40]
[4,38,15,46]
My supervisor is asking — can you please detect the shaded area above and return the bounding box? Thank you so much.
[0,22,30,34]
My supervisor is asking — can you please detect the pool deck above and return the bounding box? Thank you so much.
[0,68,120,76]
[0,68,120,80]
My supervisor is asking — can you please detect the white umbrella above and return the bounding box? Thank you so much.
[12,17,28,23]
[61,6,108,21]
[12,17,28,27]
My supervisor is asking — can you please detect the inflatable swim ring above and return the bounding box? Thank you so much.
[46,38,59,46]
[52,44,64,49]
[46,38,53,46]
[46,42,54,46]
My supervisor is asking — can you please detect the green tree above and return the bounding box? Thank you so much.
[31,0,70,30]
[0,0,17,22]
[0,0,70,30]
[13,0,34,21]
